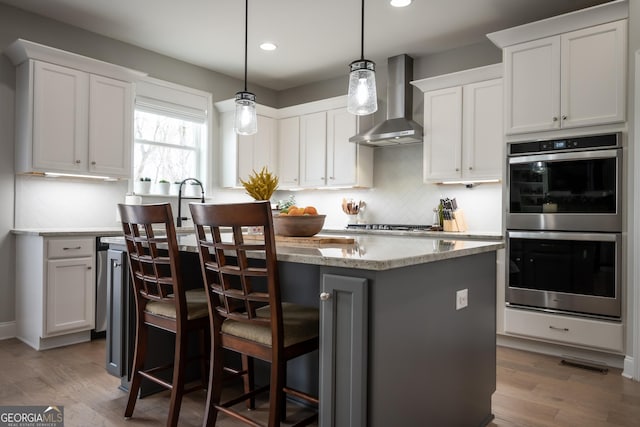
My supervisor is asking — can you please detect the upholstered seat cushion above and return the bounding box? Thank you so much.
[145,289,209,320]
[221,302,319,347]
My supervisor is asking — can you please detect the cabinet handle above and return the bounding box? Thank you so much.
[552,117,558,122]
[87,266,92,270]
[91,161,96,165]
[455,168,459,172]
[320,292,332,301]
[63,246,82,250]
[320,177,325,180]
[469,166,473,171]
[329,176,335,180]
[75,160,81,164]
[562,115,567,120]
[112,260,121,268]
[549,325,569,332]
[293,178,298,182]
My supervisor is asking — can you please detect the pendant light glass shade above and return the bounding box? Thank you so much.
[234,91,257,135]
[234,0,257,135]
[347,0,377,116]
[347,59,377,115]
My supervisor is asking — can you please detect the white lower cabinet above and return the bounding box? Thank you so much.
[504,307,623,353]
[16,235,96,350]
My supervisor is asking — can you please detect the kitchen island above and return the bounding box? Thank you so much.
[103,232,503,427]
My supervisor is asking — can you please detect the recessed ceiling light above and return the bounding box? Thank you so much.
[390,0,412,7]
[260,42,277,51]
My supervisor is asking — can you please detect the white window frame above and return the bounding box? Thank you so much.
[133,77,213,192]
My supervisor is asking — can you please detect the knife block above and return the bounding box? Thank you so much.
[443,210,467,232]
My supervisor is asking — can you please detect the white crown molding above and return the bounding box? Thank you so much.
[487,0,628,48]
[4,39,147,82]
[411,63,502,93]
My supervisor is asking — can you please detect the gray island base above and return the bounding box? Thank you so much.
[102,233,501,427]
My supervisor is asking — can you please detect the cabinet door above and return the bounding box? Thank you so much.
[320,274,367,427]
[299,111,327,187]
[423,86,463,182]
[106,250,127,377]
[560,20,626,129]
[45,257,95,336]
[278,116,300,188]
[33,61,89,173]
[326,108,358,187]
[237,115,277,183]
[89,75,133,178]
[504,36,560,134]
[462,79,503,180]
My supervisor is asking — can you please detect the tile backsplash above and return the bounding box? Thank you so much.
[14,144,503,233]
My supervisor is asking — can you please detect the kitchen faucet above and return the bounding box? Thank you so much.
[176,178,205,227]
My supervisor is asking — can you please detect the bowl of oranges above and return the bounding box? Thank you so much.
[273,206,325,237]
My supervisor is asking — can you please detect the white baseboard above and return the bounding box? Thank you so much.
[0,321,16,340]
[622,355,635,379]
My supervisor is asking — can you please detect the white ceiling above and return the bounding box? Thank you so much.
[0,0,612,91]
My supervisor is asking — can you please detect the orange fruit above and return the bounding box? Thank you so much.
[289,207,304,216]
[303,206,318,215]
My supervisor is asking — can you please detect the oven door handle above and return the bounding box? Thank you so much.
[508,149,620,164]
[508,230,620,242]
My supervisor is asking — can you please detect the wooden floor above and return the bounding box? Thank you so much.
[0,338,639,426]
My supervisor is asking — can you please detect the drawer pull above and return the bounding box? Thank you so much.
[320,292,331,301]
[549,325,569,332]
[63,246,82,250]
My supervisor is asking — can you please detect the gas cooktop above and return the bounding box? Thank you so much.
[346,224,437,231]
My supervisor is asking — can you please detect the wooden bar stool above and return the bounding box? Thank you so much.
[118,202,209,427]
[190,201,319,427]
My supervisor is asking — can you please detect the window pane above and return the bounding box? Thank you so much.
[134,142,197,183]
[134,110,201,147]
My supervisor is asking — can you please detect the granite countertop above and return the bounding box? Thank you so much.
[12,226,503,241]
[101,233,503,271]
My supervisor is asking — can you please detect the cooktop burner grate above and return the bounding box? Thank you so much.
[346,224,435,231]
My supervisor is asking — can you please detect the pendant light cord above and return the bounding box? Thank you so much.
[244,0,248,92]
[360,0,365,60]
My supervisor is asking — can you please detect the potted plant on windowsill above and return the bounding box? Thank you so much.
[134,177,151,194]
[170,181,181,196]
[156,179,170,195]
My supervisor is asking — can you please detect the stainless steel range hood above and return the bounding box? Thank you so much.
[349,54,423,146]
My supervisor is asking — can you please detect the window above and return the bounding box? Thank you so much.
[133,78,211,191]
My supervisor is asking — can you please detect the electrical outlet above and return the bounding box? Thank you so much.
[456,289,468,310]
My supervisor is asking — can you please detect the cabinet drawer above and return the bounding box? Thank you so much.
[47,238,94,259]
[504,307,623,353]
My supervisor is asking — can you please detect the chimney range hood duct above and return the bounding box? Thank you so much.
[349,54,423,146]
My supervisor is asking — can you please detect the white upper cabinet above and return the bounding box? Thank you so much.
[299,111,328,187]
[502,19,627,135]
[221,95,373,191]
[423,86,463,182]
[277,116,300,188]
[415,64,503,183]
[218,104,278,188]
[6,39,142,178]
[462,79,504,180]
[88,75,133,177]
[298,106,373,188]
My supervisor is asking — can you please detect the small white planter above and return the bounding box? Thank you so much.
[134,180,151,194]
[170,183,181,196]
[155,182,170,195]
[185,184,201,198]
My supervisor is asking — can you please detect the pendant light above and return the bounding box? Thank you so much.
[347,0,378,115]
[234,0,257,135]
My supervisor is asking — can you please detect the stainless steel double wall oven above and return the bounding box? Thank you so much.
[506,133,622,319]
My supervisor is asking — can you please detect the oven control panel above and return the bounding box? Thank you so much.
[509,133,620,156]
